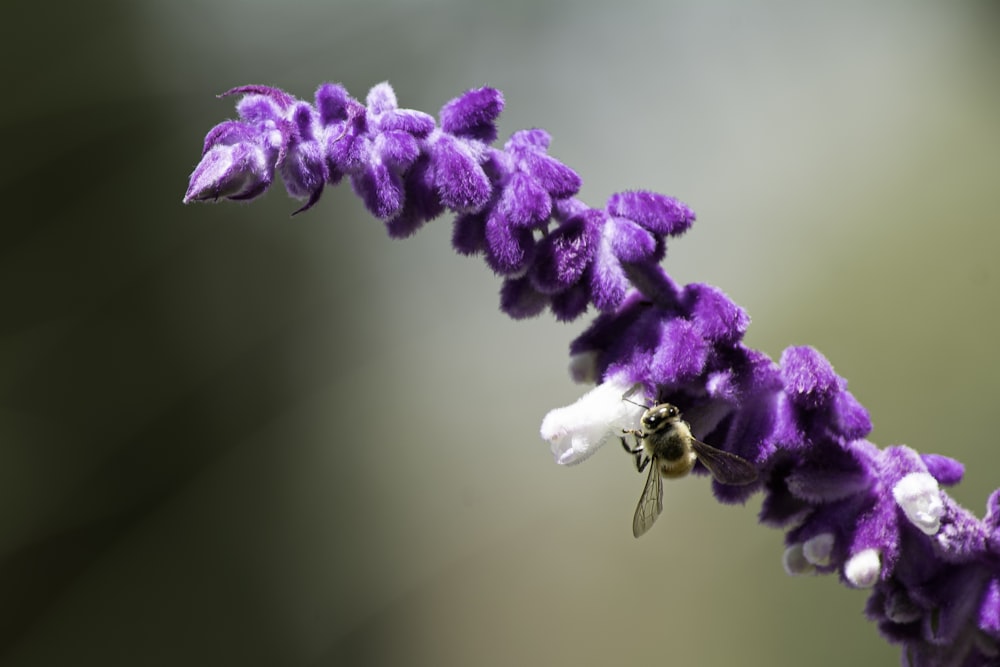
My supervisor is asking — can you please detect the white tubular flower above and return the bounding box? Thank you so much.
[803,533,835,567]
[782,543,815,575]
[540,375,645,465]
[892,472,945,536]
[844,548,881,588]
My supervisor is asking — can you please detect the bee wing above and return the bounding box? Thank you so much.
[633,461,663,538]
[691,439,758,486]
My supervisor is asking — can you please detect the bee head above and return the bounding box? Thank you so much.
[641,403,681,431]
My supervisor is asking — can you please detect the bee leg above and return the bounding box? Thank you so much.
[620,437,648,473]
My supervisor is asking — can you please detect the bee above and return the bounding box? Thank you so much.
[621,394,758,537]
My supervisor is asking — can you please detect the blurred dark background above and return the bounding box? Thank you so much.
[2,1,999,665]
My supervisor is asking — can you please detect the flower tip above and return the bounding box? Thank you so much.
[802,533,835,567]
[892,472,945,535]
[844,548,881,588]
[782,544,815,575]
[185,143,272,204]
[606,190,696,236]
[540,406,605,466]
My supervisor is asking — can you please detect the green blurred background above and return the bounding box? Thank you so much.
[3,1,999,665]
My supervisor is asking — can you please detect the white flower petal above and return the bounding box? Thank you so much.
[892,472,944,536]
[844,548,881,588]
[539,375,645,466]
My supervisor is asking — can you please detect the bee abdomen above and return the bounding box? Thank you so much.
[659,452,697,479]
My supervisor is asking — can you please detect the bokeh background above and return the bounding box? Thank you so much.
[3,1,999,665]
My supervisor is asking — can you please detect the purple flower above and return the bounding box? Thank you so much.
[185,79,1000,667]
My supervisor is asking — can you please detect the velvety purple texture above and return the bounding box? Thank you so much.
[185,80,1000,667]
[185,82,692,321]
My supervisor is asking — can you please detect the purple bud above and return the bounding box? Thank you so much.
[607,217,657,262]
[981,578,1000,637]
[589,241,630,312]
[649,319,709,386]
[498,171,552,228]
[606,190,695,235]
[440,87,504,142]
[429,134,493,211]
[550,282,590,321]
[351,163,404,220]
[520,151,581,199]
[484,210,534,274]
[508,128,551,150]
[235,95,284,124]
[315,83,352,125]
[530,213,600,294]
[281,144,327,213]
[385,156,443,238]
[452,210,487,256]
[184,139,274,204]
[200,120,254,155]
[919,454,965,487]
[366,82,398,114]
[985,489,1000,543]
[382,109,436,136]
[683,283,749,345]
[831,391,873,440]
[327,113,368,173]
[500,276,549,319]
[780,346,846,409]
[376,131,422,169]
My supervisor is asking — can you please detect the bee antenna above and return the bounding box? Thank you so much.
[621,382,652,409]
[621,396,651,410]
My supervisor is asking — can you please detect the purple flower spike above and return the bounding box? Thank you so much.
[186,79,1000,666]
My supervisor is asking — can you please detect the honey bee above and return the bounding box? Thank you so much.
[621,395,758,537]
